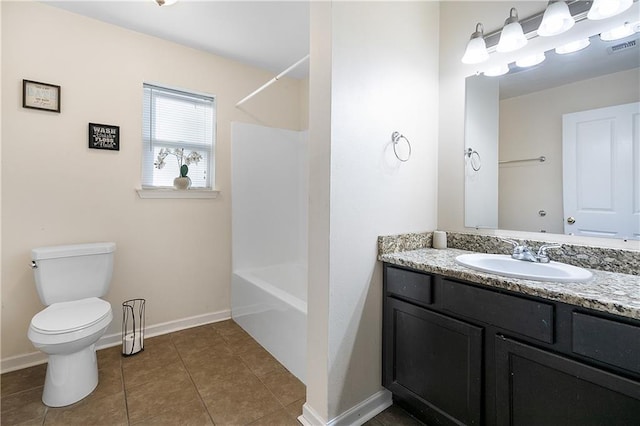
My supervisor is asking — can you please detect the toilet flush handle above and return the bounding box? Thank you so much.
[30,261,38,269]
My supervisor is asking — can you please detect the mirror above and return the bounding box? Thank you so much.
[464,25,640,240]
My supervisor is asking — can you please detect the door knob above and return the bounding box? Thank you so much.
[567,216,576,224]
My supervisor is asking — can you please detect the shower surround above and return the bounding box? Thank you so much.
[231,122,308,382]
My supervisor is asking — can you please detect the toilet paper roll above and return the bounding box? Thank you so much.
[123,333,142,355]
[433,231,447,249]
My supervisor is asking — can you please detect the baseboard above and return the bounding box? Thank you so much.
[0,309,231,374]
[0,351,49,375]
[328,390,392,426]
[298,389,392,426]
[95,309,231,350]
[299,403,326,426]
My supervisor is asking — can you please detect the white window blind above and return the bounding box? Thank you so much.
[142,84,216,189]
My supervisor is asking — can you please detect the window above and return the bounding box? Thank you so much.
[142,83,215,189]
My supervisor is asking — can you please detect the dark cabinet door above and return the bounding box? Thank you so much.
[383,297,483,426]
[495,335,640,426]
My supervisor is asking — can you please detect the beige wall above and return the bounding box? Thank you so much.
[299,78,310,131]
[1,1,305,363]
[499,69,640,234]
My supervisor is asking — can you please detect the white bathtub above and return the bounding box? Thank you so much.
[231,263,307,383]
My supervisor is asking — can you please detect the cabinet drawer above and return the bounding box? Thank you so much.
[385,266,432,307]
[572,312,640,375]
[441,279,554,343]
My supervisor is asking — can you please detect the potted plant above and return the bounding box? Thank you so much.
[154,148,202,190]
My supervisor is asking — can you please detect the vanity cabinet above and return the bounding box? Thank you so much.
[382,264,640,426]
[384,297,483,425]
[495,336,640,426]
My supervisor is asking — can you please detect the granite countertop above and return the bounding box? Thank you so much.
[379,248,640,320]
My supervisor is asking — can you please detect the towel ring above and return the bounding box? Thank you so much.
[392,131,411,162]
[465,148,481,171]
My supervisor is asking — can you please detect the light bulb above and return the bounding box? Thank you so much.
[484,64,510,77]
[462,23,489,64]
[587,0,633,20]
[600,23,634,41]
[555,39,591,54]
[497,8,528,53]
[516,52,546,68]
[538,1,575,37]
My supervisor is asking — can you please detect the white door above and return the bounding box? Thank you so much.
[562,102,640,240]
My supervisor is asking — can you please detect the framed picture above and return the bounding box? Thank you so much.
[88,123,120,151]
[22,79,61,112]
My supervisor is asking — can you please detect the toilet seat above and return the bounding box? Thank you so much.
[29,297,112,346]
[31,297,111,334]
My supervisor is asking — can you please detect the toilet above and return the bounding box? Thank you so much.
[27,242,115,407]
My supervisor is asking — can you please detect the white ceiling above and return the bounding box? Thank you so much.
[42,1,640,90]
[44,0,310,79]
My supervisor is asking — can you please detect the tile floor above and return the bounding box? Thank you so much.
[1,320,423,426]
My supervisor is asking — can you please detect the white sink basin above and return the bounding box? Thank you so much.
[455,253,593,282]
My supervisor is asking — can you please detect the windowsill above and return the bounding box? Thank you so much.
[136,188,220,199]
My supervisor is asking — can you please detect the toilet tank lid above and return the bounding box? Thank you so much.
[32,242,116,260]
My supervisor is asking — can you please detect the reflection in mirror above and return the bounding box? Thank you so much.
[464,28,640,240]
[464,76,498,229]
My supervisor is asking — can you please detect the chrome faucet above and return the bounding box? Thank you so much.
[500,239,561,263]
[536,243,562,263]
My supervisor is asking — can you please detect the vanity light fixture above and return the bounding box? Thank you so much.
[516,52,546,68]
[587,0,633,20]
[497,8,528,53]
[555,38,591,54]
[462,23,490,64]
[600,22,635,41]
[538,1,575,37]
[465,1,635,71]
[484,64,510,77]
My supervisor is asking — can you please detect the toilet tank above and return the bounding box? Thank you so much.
[31,242,116,305]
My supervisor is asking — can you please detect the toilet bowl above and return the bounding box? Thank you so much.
[28,297,113,407]
[28,242,116,407]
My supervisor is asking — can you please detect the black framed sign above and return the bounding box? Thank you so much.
[23,79,61,112]
[88,123,120,151]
